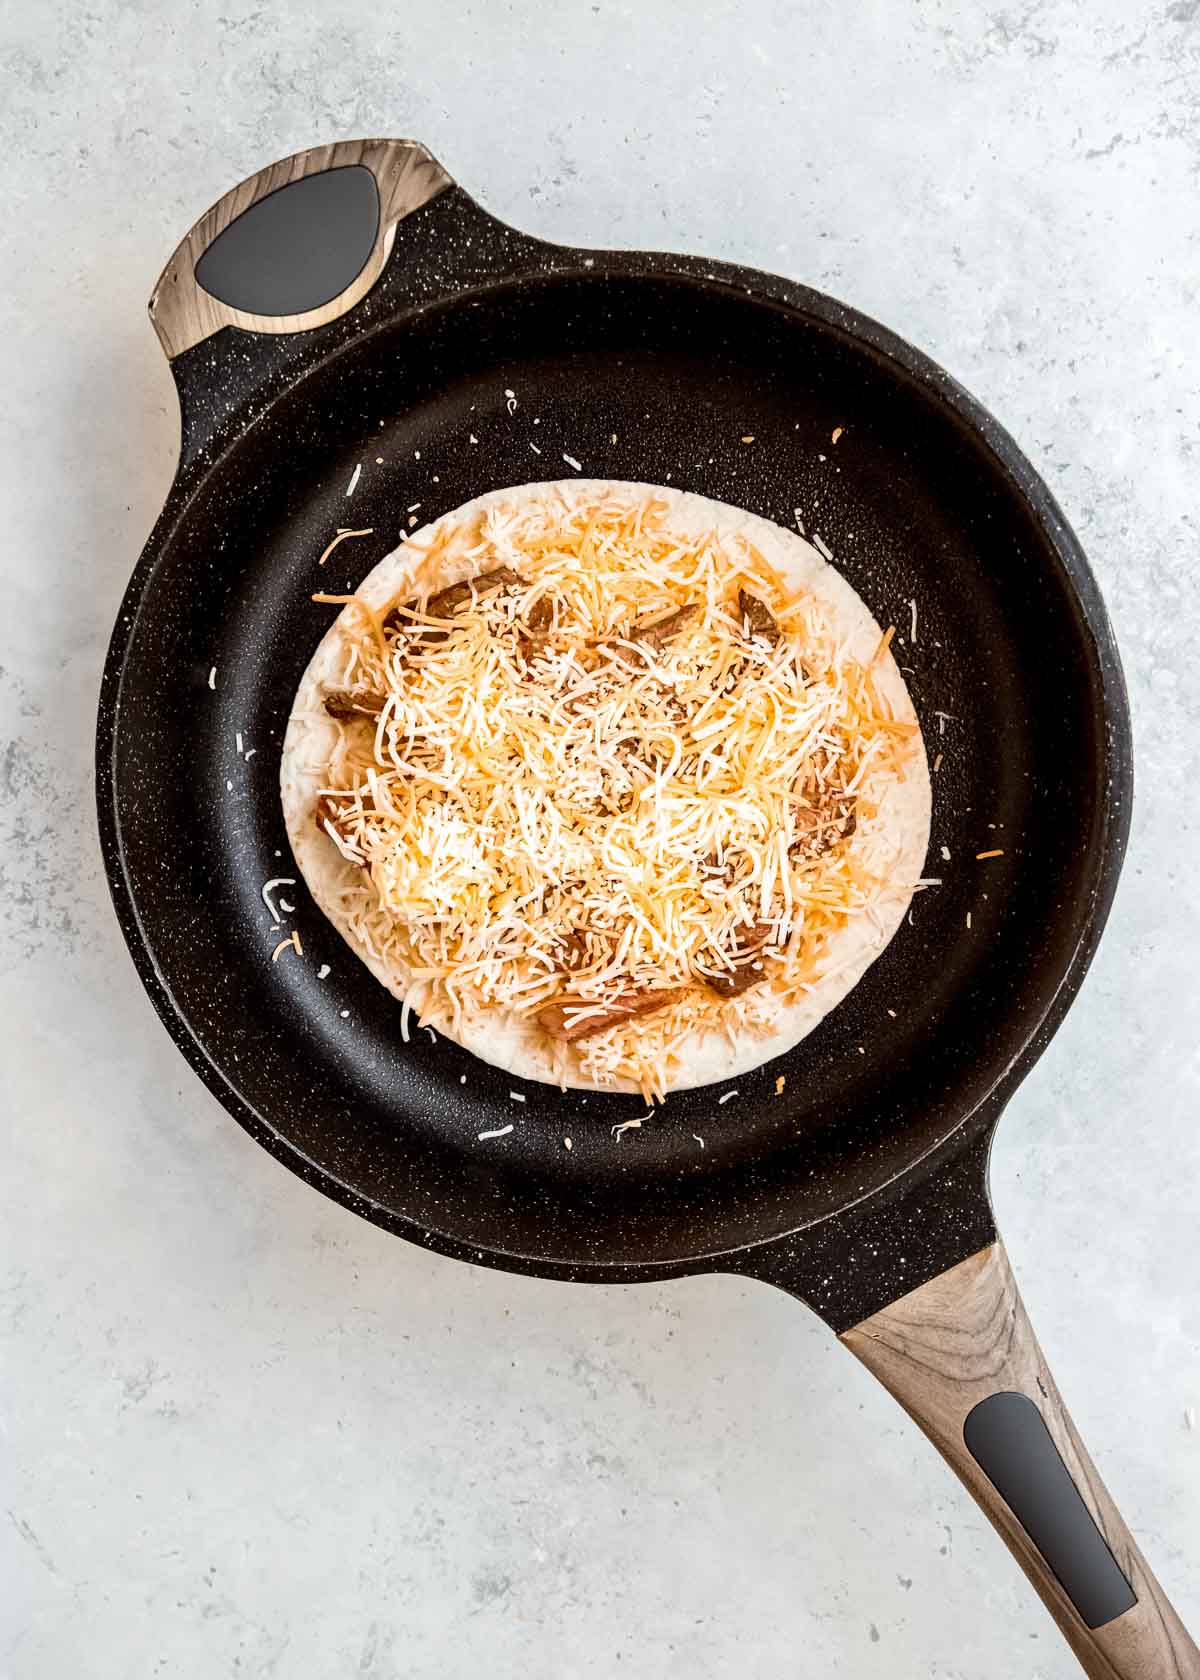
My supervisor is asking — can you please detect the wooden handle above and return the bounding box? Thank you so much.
[842,1243,1198,1677]
[149,138,452,358]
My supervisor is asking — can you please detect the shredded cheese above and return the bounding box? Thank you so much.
[311,490,921,1099]
[319,526,374,567]
[262,877,296,920]
[271,932,301,963]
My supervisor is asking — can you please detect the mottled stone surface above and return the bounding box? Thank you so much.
[1,3,1197,1676]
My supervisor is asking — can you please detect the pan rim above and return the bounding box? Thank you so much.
[96,237,1133,1282]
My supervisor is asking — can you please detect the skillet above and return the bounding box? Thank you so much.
[96,139,1198,1677]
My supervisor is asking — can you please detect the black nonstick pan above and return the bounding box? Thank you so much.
[97,140,1198,1677]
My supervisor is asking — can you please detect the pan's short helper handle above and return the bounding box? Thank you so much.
[149,139,452,358]
[842,1243,1199,1679]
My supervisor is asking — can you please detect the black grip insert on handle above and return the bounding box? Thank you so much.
[194,164,380,317]
[963,1391,1137,1629]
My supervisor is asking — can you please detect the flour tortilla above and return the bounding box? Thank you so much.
[282,480,931,1093]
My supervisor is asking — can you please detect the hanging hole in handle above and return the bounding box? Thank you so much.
[193,165,380,318]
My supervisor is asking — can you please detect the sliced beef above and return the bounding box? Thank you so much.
[383,566,526,640]
[314,794,358,843]
[537,985,686,1042]
[706,922,775,997]
[790,801,857,861]
[629,603,699,655]
[323,690,387,720]
[738,589,780,646]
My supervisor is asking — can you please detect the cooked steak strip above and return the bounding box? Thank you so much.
[791,801,857,861]
[594,603,700,667]
[706,922,775,997]
[630,603,699,654]
[738,589,780,646]
[538,986,686,1042]
[324,690,388,720]
[314,794,358,842]
[383,566,526,639]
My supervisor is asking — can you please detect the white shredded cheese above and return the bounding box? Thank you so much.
[479,1124,514,1140]
[208,666,217,690]
[693,1133,706,1148]
[317,963,331,979]
[611,1118,643,1139]
[346,463,362,497]
[310,489,921,1102]
[509,1091,526,1102]
[718,1090,739,1104]
[261,877,296,921]
[562,453,582,471]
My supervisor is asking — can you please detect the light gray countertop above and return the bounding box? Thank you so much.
[2,3,1198,1676]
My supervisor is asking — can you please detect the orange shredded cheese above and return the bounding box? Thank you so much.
[318,527,374,566]
[313,491,920,1098]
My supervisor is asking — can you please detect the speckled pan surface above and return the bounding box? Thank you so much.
[96,146,1131,1330]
